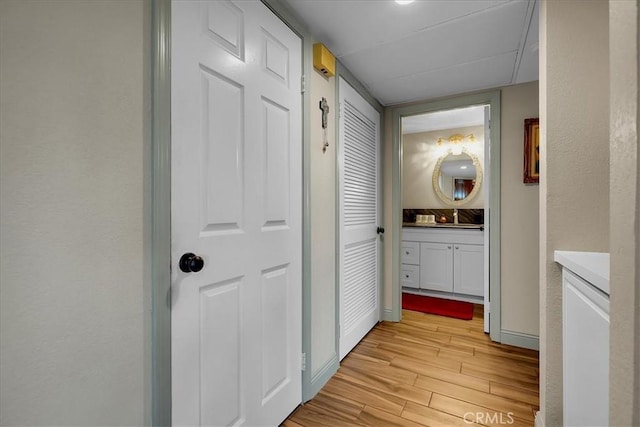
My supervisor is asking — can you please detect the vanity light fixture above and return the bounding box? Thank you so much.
[460,165,468,170]
[436,134,476,156]
[436,133,476,146]
[395,0,415,4]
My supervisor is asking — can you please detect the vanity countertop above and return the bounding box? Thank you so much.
[554,251,610,295]
[403,222,484,230]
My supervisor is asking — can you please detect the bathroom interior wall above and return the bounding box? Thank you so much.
[0,1,148,425]
[402,125,485,209]
[539,1,610,425]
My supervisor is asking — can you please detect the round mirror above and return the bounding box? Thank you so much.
[432,149,483,207]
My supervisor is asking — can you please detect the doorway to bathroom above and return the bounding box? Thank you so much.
[390,90,502,342]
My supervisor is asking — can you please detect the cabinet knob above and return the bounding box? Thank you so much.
[455,246,459,250]
[405,274,409,278]
[447,246,452,249]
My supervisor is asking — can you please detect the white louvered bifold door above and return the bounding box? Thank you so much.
[338,77,380,360]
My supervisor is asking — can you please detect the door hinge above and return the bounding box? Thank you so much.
[301,75,306,94]
[301,352,306,371]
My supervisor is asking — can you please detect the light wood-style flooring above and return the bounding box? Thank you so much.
[284,305,539,426]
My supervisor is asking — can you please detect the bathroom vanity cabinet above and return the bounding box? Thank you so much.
[402,226,484,298]
[555,251,609,427]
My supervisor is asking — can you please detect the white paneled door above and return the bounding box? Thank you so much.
[171,1,302,426]
[338,78,381,360]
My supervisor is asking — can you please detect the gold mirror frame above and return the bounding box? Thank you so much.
[432,148,483,207]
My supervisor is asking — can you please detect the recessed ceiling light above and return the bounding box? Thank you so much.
[395,0,415,4]
[460,166,468,169]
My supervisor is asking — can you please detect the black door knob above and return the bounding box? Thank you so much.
[179,252,204,273]
[377,226,385,235]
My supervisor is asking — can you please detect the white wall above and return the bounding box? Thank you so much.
[609,1,640,424]
[539,1,610,425]
[383,111,395,311]
[0,1,149,425]
[309,66,337,376]
[403,125,485,209]
[500,81,539,337]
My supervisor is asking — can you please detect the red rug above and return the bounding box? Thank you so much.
[402,293,474,320]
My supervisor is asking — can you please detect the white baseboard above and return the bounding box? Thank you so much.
[534,410,544,427]
[500,329,539,350]
[382,308,394,321]
[303,353,338,402]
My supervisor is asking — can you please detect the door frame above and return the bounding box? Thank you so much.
[150,0,313,424]
[150,0,171,424]
[390,90,502,341]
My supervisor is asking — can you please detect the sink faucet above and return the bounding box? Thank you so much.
[453,209,459,224]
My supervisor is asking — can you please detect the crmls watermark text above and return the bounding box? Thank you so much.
[463,411,515,424]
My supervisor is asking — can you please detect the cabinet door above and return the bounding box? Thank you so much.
[453,244,483,296]
[563,269,609,427]
[419,243,453,292]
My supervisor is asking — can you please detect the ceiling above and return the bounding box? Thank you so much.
[282,0,539,106]
[402,105,485,134]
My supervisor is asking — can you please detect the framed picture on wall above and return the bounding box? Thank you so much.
[524,118,540,184]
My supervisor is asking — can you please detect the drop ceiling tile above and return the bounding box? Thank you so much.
[515,48,538,84]
[283,0,510,57]
[402,105,485,134]
[371,50,517,105]
[524,0,539,49]
[515,0,539,83]
[283,0,538,105]
[339,1,529,86]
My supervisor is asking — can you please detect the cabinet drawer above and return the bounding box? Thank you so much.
[401,264,420,289]
[401,241,420,265]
